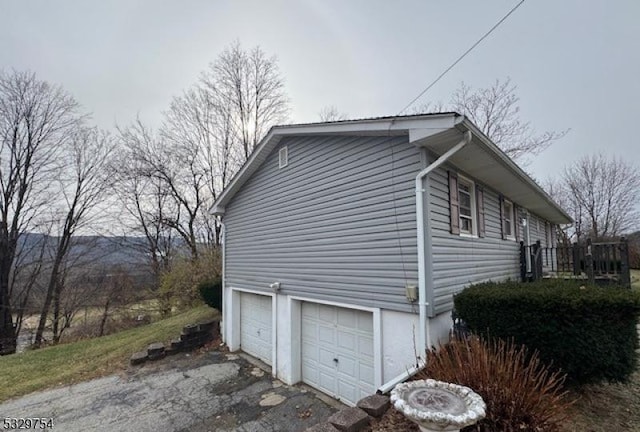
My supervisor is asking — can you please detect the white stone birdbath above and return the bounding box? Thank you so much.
[390,379,486,432]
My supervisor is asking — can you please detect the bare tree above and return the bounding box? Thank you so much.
[97,266,133,337]
[162,88,231,248]
[153,42,289,250]
[418,78,568,164]
[118,119,205,259]
[544,177,583,244]
[114,42,288,273]
[561,154,640,241]
[114,120,175,283]
[34,128,115,346]
[0,70,81,354]
[201,41,289,162]
[318,105,348,122]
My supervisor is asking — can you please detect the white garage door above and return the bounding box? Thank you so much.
[301,302,375,406]
[240,292,272,365]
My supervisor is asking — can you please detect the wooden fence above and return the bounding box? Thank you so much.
[520,238,631,288]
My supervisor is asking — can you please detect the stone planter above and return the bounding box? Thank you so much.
[390,379,486,432]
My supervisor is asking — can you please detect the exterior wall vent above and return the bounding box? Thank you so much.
[279,146,288,168]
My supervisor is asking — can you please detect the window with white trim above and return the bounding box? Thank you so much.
[503,199,515,239]
[457,177,476,235]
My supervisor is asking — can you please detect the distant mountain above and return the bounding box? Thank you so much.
[16,233,150,273]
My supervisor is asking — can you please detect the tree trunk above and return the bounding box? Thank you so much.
[99,298,110,337]
[0,268,16,355]
[0,239,16,355]
[34,244,68,347]
[51,279,61,344]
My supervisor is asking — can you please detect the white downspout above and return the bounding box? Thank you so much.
[218,217,226,343]
[415,131,472,362]
[379,130,472,395]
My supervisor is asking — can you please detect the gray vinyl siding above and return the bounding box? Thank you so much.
[224,134,421,313]
[429,164,521,315]
[527,212,553,247]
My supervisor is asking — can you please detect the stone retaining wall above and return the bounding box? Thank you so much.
[130,318,220,366]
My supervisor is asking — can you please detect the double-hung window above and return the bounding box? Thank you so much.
[499,196,519,241]
[449,171,483,237]
[458,178,474,235]
[503,200,514,239]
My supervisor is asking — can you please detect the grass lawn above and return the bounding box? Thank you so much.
[0,305,218,403]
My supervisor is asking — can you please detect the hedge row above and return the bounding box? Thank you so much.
[454,279,640,385]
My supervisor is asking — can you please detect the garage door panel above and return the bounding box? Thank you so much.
[359,336,374,356]
[357,313,373,332]
[359,363,375,383]
[337,381,357,406]
[337,356,356,376]
[318,325,335,344]
[240,293,272,366]
[319,348,336,365]
[319,305,335,321]
[337,309,356,327]
[337,330,355,349]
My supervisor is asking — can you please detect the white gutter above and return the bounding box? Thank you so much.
[378,130,472,395]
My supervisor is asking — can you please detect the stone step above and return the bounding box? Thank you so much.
[147,342,166,361]
[130,351,148,366]
[327,407,370,432]
[356,394,390,418]
[183,324,199,335]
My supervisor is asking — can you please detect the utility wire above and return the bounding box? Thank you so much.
[397,0,526,115]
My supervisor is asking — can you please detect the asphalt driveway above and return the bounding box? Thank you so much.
[0,350,339,431]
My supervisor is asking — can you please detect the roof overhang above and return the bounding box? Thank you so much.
[211,113,572,225]
[412,119,572,224]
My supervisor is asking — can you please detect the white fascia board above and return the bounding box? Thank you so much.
[275,113,459,136]
[408,128,452,143]
[210,205,224,216]
[457,119,573,224]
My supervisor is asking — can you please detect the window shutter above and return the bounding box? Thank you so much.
[476,186,485,238]
[448,171,460,235]
[545,222,551,247]
[499,194,506,240]
[514,205,521,241]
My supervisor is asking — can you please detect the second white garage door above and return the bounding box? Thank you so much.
[301,302,375,406]
[240,292,272,365]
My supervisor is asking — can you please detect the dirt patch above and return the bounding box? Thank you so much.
[365,408,419,431]
[563,370,640,432]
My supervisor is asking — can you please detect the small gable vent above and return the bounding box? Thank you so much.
[279,146,288,168]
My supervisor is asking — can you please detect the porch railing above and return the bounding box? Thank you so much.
[520,238,631,288]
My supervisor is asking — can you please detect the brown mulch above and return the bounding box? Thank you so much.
[364,407,418,432]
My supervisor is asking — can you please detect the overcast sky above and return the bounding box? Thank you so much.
[1,0,638,182]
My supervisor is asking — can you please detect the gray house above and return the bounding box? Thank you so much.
[211,113,571,406]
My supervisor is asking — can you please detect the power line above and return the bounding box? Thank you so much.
[397,0,526,115]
